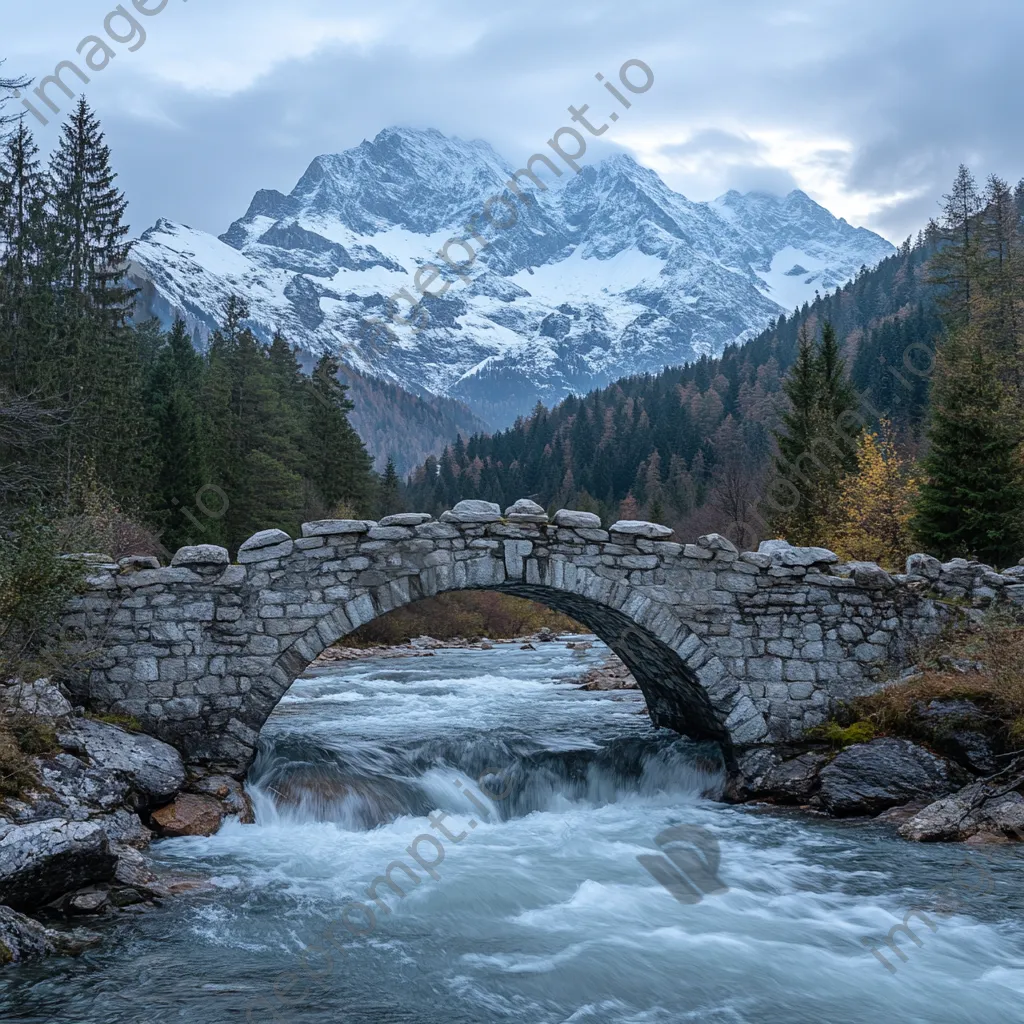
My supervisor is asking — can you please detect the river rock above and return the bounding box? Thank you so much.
[113,846,156,888]
[815,738,967,817]
[150,794,224,837]
[0,819,117,911]
[0,678,73,718]
[65,890,109,915]
[899,766,1024,842]
[56,719,185,807]
[761,752,829,804]
[0,905,100,964]
[439,500,502,524]
[191,775,255,823]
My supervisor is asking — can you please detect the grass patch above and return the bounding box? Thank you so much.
[87,711,142,732]
[0,713,58,799]
[851,611,1024,742]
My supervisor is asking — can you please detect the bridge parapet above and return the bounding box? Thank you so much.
[59,500,1024,776]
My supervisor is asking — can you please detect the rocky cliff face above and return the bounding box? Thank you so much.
[130,127,894,427]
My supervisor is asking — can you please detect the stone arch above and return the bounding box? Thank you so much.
[256,572,745,767]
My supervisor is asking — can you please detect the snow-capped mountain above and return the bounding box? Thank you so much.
[130,127,894,427]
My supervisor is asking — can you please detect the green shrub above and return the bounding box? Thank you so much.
[808,719,876,748]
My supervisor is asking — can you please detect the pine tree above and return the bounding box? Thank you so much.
[48,99,144,502]
[146,319,209,551]
[0,120,51,394]
[378,456,403,517]
[305,352,374,518]
[914,327,1024,566]
[929,164,983,331]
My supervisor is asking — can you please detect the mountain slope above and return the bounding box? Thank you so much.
[129,127,894,427]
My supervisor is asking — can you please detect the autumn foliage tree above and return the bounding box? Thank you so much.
[827,422,919,570]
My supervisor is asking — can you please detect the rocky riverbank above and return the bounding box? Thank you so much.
[0,678,253,965]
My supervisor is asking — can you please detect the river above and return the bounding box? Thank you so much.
[2,639,1023,1023]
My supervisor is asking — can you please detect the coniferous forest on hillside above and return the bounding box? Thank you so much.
[2,85,1024,670]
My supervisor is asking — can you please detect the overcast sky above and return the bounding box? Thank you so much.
[3,0,1021,242]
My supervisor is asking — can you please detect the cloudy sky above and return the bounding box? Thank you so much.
[3,0,1020,242]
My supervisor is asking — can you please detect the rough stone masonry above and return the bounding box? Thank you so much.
[59,499,1024,778]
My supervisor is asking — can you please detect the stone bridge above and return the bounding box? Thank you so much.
[60,499,1024,778]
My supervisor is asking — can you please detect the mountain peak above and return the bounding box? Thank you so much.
[137,126,895,429]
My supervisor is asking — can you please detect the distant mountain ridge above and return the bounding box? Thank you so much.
[129,126,895,429]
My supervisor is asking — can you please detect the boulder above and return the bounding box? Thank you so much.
[439,500,502,524]
[899,767,1024,842]
[504,499,549,523]
[0,819,117,911]
[170,545,230,568]
[0,678,72,718]
[150,794,224,837]
[26,753,132,821]
[757,540,839,567]
[56,719,185,807]
[0,905,100,964]
[552,509,602,529]
[815,738,967,817]
[609,520,673,539]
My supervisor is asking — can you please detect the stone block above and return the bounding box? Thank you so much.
[553,509,602,529]
[301,520,376,537]
[171,545,230,568]
[504,499,549,523]
[379,513,432,527]
[610,521,673,539]
[439,500,501,524]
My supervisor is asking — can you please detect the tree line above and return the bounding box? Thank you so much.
[0,95,385,557]
[404,167,1024,570]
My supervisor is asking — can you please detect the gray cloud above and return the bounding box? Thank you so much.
[5,0,1023,242]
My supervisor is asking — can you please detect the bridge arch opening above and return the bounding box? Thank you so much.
[248,579,735,781]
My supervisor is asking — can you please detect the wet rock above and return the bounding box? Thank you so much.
[150,794,224,837]
[191,775,255,823]
[899,765,1024,842]
[0,819,117,911]
[815,739,968,817]
[65,890,109,915]
[576,656,639,691]
[56,719,185,807]
[113,846,156,888]
[0,678,73,718]
[0,905,100,964]
[761,752,829,805]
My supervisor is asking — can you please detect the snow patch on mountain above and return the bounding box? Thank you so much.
[129,127,894,427]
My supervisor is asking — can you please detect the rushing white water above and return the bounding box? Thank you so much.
[3,640,1024,1023]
